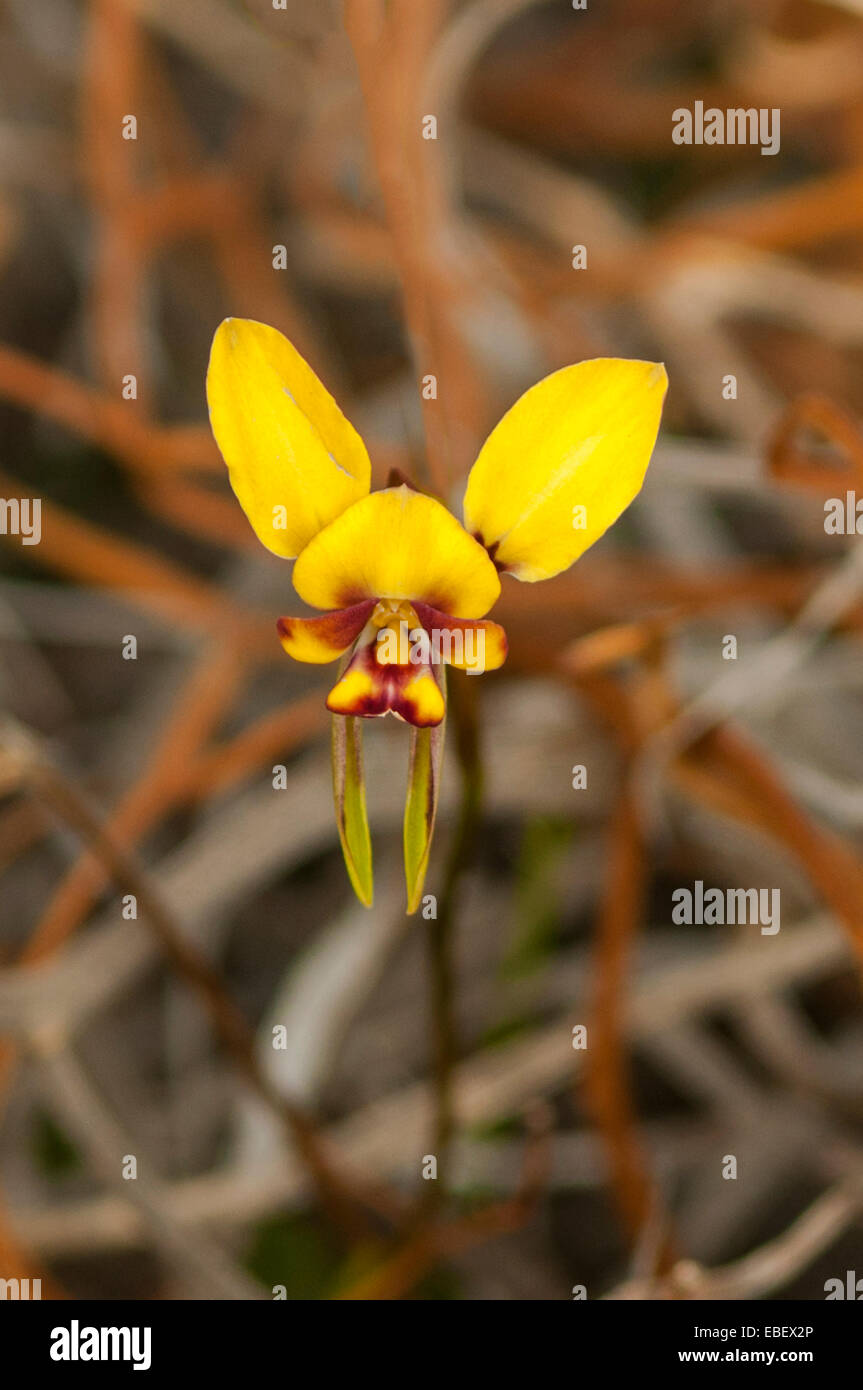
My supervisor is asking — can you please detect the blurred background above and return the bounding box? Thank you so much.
[1,0,863,1300]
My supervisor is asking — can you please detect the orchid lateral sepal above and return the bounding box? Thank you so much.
[403,665,446,915]
[331,703,373,908]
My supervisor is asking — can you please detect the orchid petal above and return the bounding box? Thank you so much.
[411,602,508,673]
[292,485,500,618]
[277,600,376,664]
[463,358,667,581]
[207,318,371,559]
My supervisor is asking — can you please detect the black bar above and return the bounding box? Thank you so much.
[1,1298,858,1376]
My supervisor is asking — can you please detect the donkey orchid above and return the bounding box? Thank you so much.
[206,319,667,911]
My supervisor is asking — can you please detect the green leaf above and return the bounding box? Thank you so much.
[331,713,373,907]
[403,669,446,914]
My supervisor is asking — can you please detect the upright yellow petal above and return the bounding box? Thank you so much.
[463,359,667,582]
[292,486,501,618]
[206,318,371,558]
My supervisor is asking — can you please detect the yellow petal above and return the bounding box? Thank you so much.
[463,359,667,582]
[206,318,371,559]
[292,485,500,618]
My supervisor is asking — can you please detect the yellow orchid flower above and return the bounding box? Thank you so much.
[206,318,667,911]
